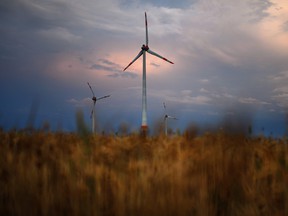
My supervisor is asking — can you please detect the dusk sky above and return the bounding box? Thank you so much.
[1,0,288,135]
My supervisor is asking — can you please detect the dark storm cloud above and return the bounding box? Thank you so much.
[90,64,116,72]
[0,0,83,70]
[119,0,193,9]
[90,58,138,78]
[150,62,160,67]
[98,59,120,67]
[0,0,104,56]
[247,0,273,22]
[0,0,74,29]
[107,71,138,79]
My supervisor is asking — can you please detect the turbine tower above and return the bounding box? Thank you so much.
[87,82,110,133]
[123,12,174,134]
[163,102,177,136]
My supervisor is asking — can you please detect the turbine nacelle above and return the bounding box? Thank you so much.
[142,44,149,51]
[164,114,177,120]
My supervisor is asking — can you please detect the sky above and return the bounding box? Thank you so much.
[1,0,288,136]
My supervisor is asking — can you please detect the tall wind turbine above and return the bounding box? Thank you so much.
[163,102,177,136]
[87,82,110,133]
[123,12,174,134]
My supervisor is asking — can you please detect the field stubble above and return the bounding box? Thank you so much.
[1,130,288,215]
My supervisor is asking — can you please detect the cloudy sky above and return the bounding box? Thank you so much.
[1,0,288,135]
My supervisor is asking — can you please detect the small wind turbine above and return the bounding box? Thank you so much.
[123,12,174,134]
[87,82,110,133]
[163,102,177,136]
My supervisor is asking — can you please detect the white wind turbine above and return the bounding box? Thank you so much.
[123,12,174,134]
[87,82,110,133]
[163,102,177,136]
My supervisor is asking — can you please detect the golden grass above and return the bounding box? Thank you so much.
[1,130,288,215]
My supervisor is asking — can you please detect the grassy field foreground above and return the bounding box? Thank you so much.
[1,130,288,215]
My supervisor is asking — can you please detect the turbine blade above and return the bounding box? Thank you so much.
[145,12,148,46]
[90,109,93,119]
[163,102,166,110]
[87,82,95,97]
[147,49,174,64]
[97,95,111,101]
[167,115,177,120]
[123,50,143,71]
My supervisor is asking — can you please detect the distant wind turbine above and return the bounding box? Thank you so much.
[123,12,174,134]
[87,82,110,133]
[163,102,177,136]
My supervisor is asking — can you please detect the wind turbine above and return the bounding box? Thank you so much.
[123,12,174,134]
[163,102,177,136]
[87,82,110,133]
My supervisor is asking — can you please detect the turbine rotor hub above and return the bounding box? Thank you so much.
[142,44,149,51]
[92,96,96,102]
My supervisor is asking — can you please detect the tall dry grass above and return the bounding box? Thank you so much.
[1,129,288,215]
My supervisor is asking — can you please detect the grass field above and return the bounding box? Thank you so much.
[1,129,288,215]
